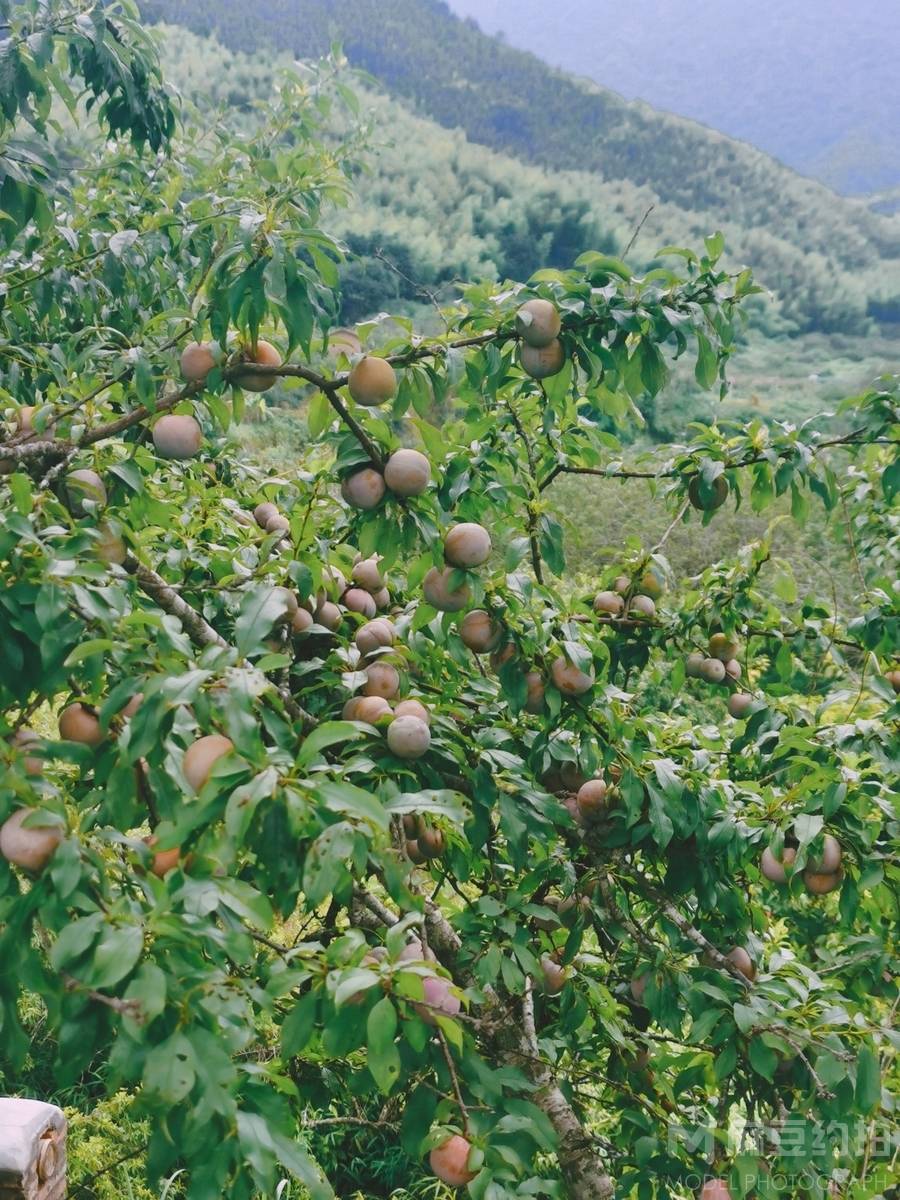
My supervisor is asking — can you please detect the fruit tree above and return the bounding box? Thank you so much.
[1,4,898,1199]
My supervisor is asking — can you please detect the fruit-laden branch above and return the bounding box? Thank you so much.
[537,431,900,490]
[121,555,311,727]
[357,883,616,1198]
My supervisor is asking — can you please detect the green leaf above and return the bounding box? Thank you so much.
[748,1036,778,1080]
[297,721,365,767]
[89,923,143,989]
[367,997,401,1093]
[144,1033,196,1103]
[282,990,318,1056]
[855,1045,880,1111]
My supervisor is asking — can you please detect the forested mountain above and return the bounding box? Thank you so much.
[140,2,900,340]
[447,0,900,197]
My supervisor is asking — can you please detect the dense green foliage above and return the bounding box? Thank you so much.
[1,6,898,1200]
[138,0,900,337]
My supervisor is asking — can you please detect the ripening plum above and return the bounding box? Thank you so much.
[807,834,842,874]
[689,474,729,511]
[266,513,291,534]
[387,715,431,759]
[394,698,430,724]
[551,656,594,696]
[541,956,568,994]
[372,587,391,610]
[725,946,757,981]
[0,808,63,873]
[414,974,460,1025]
[515,297,561,348]
[639,570,665,600]
[343,695,391,724]
[886,667,900,692]
[760,845,797,884]
[423,567,471,612]
[459,609,502,653]
[699,658,727,684]
[804,868,843,895]
[355,618,395,656]
[183,734,233,792]
[180,341,216,382]
[348,356,396,406]
[343,588,377,618]
[292,607,313,634]
[700,1181,732,1200]
[145,836,181,879]
[429,1134,477,1188]
[520,338,565,379]
[341,468,386,510]
[577,778,608,819]
[66,468,106,513]
[629,594,656,618]
[630,972,650,1004]
[153,414,203,460]
[613,575,631,595]
[351,557,384,592]
[525,671,546,713]
[727,693,754,718]
[685,652,705,678]
[314,601,342,631]
[384,448,431,496]
[234,339,282,392]
[59,703,104,746]
[95,522,127,564]
[593,590,624,616]
[364,662,401,699]
[444,523,492,568]
[254,502,279,529]
[724,658,742,680]
[418,826,445,859]
[10,728,44,776]
[709,633,740,661]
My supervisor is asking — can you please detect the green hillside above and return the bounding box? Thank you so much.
[141,0,900,338]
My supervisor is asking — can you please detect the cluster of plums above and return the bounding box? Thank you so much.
[760,832,843,894]
[593,568,664,622]
[685,632,754,717]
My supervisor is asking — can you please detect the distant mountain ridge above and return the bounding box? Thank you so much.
[139,0,900,334]
[446,0,900,197]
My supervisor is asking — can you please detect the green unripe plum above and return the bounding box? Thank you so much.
[348,356,396,406]
[384,449,431,496]
[515,297,561,348]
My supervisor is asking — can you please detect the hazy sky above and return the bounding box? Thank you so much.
[444,0,898,191]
